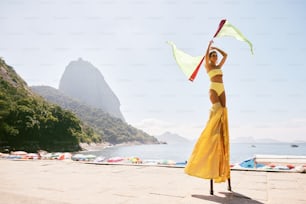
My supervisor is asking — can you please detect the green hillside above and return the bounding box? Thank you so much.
[0,58,100,152]
[31,86,158,145]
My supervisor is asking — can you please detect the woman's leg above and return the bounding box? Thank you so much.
[209,90,220,105]
[219,91,226,107]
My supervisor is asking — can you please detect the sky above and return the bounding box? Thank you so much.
[1,0,306,142]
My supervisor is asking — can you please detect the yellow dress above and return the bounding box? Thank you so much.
[184,102,230,183]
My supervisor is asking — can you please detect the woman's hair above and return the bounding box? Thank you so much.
[209,51,217,58]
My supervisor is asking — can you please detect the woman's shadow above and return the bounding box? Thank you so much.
[192,191,264,204]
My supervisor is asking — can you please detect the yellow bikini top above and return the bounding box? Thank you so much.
[207,69,223,78]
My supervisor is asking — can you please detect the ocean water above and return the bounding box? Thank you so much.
[81,142,306,164]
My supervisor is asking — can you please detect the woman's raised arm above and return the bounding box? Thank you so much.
[211,46,227,68]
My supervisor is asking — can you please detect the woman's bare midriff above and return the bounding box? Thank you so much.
[210,75,223,83]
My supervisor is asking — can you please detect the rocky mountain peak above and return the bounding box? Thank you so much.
[59,58,124,120]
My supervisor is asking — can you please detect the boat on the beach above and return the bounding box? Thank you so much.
[235,154,306,172]
[71,154,96,161]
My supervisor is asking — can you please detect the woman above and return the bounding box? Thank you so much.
[205,40,227,107]
[184,40,231,195]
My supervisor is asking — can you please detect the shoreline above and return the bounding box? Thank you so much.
[79,141,157,151]
[2,142,306,173]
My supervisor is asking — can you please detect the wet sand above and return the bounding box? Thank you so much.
[0,160,305,204]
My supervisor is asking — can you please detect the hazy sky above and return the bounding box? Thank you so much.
[1,0,306,142]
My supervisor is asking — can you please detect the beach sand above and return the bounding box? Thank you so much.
[0,160,305,204]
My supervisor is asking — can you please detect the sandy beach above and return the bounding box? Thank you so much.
[0,159,305,204]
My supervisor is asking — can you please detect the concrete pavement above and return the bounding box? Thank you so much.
[0,160,305,204]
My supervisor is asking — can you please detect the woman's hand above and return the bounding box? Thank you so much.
[209,40,214,47]
[205,40,214,67]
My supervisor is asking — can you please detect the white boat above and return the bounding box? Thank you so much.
[254,154,306,165]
